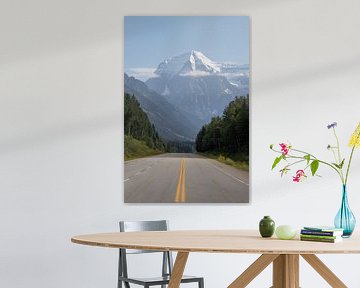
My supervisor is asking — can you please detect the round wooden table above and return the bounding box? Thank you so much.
[72,230,360,288]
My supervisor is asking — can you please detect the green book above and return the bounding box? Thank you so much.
[300,236,342,243]
[300,234,340,240]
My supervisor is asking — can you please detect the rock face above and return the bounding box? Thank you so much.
[146,51,249,124]
[124,74,200,141]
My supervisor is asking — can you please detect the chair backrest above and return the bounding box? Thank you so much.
[119,220,169,254]
[118,220,173,285]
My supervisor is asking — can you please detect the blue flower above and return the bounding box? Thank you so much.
[327,122,337,129]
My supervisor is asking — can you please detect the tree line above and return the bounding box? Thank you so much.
[124,93,165,151]
[195,96,249,160]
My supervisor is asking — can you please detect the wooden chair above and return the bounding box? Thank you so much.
[118,220,204,288]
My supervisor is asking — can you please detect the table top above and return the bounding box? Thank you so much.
[71,230,360,254]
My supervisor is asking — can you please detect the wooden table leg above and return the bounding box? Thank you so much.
[301,254,347,288]
[228,254,279,288]
[168,252,189,288]
[272,254,299,288]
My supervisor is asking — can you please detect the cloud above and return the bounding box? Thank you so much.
[126,67,250,80]
[126,68,158,81]
[179,71,212,77]
[220,72,249,78]
[179,71,249,78]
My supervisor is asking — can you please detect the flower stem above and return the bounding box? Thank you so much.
[283,154,344,182]
[333,128,342,164]
[284,159,306,169]
[345,146,356,185]
[270,147,343,181]
[291,148,317,159]
[277,147,344,183]
[330,148,338,164]
[333,128,345,182]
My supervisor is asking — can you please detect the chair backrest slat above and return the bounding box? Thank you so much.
[119,220,168,254]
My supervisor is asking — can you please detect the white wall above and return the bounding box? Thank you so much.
[1,0,360,287]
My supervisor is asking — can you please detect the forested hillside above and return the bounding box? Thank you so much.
[195,96,249,167]
[125,73,200,141]
[124,93,165,159]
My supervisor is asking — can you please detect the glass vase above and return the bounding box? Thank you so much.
[334,185,356,237]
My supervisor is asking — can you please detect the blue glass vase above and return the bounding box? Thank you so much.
[334,185,356,237]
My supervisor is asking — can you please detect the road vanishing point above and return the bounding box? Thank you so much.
[124,153,249,203]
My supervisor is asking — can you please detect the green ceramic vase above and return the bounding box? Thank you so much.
[259,216,275,238]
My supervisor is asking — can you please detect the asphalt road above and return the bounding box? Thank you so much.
[124,153,249,203]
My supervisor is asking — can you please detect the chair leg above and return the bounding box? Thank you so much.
[199,278,204,288]
[118,249,122,288]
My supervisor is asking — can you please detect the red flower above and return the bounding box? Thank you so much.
[279,143,289,155]
[293,170,306,182]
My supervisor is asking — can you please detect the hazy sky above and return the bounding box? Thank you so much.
[124,16,249,80]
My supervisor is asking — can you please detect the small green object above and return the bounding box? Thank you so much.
[259,216,275,238]
[271,156,282,170]
[275,225,297,240]
[310,160,319,176]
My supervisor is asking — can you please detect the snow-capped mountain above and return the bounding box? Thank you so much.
[146,51,249,124]
[155,51,221,78]
[155,50,249,79]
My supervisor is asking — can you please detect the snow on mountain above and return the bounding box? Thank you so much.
[154,50,248,79]
[146,50,249,125]
[155,50,220,78]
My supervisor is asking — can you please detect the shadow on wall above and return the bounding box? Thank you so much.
[256,56,360,93]
[0,113,122,154]
[0,0,123,65]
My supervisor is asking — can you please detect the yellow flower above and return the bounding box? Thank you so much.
[349,122,360,147]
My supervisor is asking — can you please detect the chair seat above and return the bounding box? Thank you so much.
[119,275,203,286]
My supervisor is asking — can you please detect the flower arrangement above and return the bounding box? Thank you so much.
[270,122,360,185]
[270,122,360,237]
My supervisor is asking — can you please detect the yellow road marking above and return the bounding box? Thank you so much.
[175,159,183,202]
[181,161,186,202]
[175,159,186,202]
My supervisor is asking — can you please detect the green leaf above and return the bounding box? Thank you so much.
[310,160,319,176]
[332,162,341,169]
[339,159,345,169]
[270,144,274,149]
[304,154,311,164]
[271,156,282,170]
[332,159,345,169]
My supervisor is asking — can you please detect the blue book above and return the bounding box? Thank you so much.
[302,226,343,237]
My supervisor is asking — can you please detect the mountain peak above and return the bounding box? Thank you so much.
[155,50,221,78]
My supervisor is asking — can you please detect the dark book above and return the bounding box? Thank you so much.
[301,229,343,237]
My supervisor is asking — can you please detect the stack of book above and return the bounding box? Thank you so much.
[300,226,344,243]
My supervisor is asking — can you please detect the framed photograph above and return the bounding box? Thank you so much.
[124,16,249,203]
